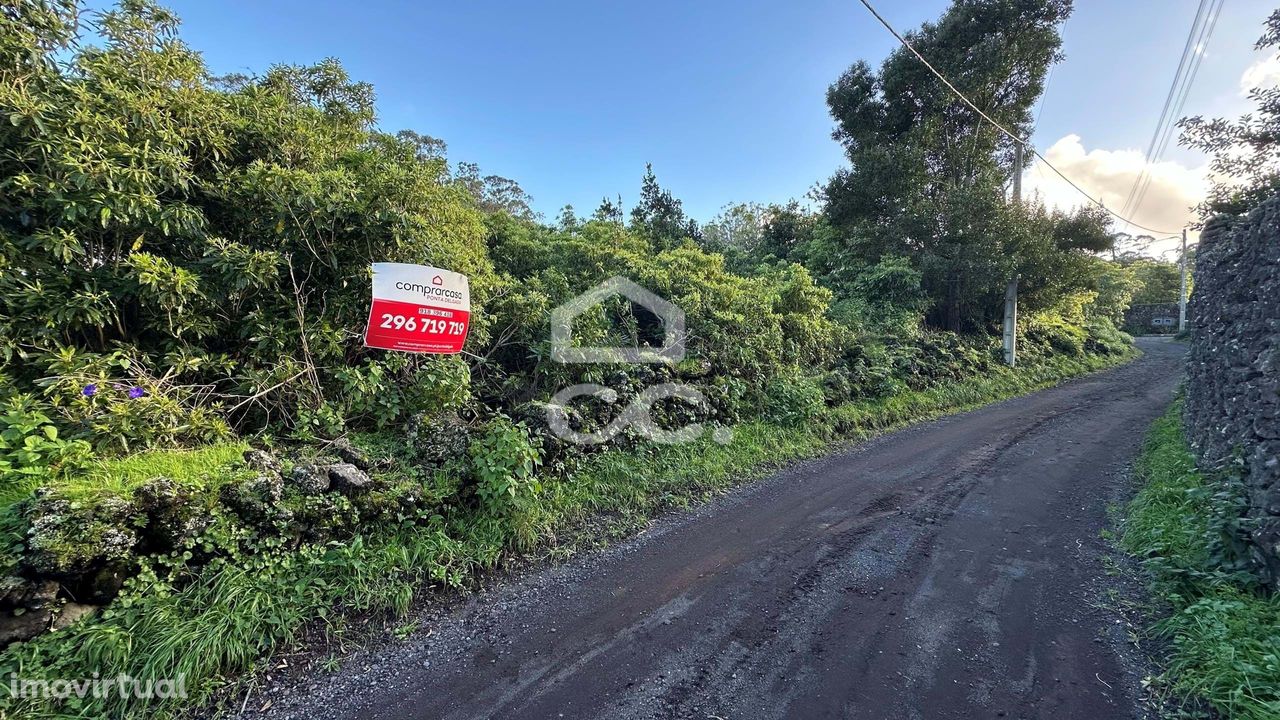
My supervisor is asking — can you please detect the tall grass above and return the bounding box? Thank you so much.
[1,522,503,719]
[1121,402,1280,720]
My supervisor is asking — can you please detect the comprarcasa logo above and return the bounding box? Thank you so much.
[393,280,466,302]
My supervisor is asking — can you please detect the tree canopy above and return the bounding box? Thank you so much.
[0,0,493,442]
[628,164,701,248]
[818,0,1114,331]
[1180,8,1280,217]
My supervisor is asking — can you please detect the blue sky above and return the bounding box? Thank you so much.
[89,0,1278,230]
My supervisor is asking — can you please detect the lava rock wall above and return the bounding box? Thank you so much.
[1185,197,1280,585]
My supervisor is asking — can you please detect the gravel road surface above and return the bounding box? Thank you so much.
[242,337,1183,720]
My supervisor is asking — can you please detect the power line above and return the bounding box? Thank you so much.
[1127,0,1223,220]
[1034,63,1055,128]
[1032,12,1066,128]
[855,0,1182,236]
[1118,0,1210,219]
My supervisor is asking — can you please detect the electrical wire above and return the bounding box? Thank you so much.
[1126,0,1223,219]
[1118,0,1211,219]
[855,0,1183,235]
[1032,12,1066,128]
[1034,63,1055,128]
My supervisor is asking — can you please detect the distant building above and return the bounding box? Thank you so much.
[1123,302,1181,335]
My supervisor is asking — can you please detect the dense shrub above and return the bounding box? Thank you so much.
[763,375,826,426]
[0,397,91,507]
[892,331,999,389]
[1024,313,1086,357]
[1083,318,1133,356]
[832,342,902,399]
[478,217,843,414]
[0,1,494,448]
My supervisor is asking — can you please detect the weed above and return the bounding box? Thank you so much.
[392,620,419,641]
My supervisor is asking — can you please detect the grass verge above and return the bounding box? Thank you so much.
[1120,401,1280,720]
[0,348,1136,719]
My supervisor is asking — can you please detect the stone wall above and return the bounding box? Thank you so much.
[1123,302,1181,335]
[1184,196,1280,585]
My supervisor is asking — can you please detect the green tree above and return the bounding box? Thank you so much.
[0,0,494,442]
[629,163,700,247]
[821,0,1096,330]
[395,129,448,161]
[454,161,538,221]
[592,194,624,224]
[1084,259,1140,324]
[1179,8,1280,217]
[759,200,816,261]
[1125,258,1183,305]
[700,202,765,253]
[556,204,580,233]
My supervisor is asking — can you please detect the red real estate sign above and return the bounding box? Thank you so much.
[364,263,471,354]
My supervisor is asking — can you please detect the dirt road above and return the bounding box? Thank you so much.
[248,338,1183,720]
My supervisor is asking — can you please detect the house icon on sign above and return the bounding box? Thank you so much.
[550,276,685,364]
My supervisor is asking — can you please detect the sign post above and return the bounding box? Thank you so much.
[363,263,470,354]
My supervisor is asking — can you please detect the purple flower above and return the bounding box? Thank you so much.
[82,384,97,397]
[127,386,146,399]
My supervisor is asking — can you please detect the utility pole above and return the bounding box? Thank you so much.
[1012,142,1023,204]
[1178,228,1188,332]
[1004,141,1024,366]
[1003,277,1019,367]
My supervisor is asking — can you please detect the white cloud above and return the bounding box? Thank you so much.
[1022,134,1209,254]
[1240,53,1280,96]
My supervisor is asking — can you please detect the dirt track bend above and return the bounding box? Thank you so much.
[245,337,1184,720]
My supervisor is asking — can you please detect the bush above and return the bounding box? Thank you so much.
[894,331,998,389]
[763,375,826,426]
[1023,312,1086,357]
[0,397,91,508]
[1083,317,1133,356]
[820,368,855,406]
[0,2,495,445]
[469,419,542,516]
[835,342,902,398]
[30,348,230,453]
[479,219,843,410]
